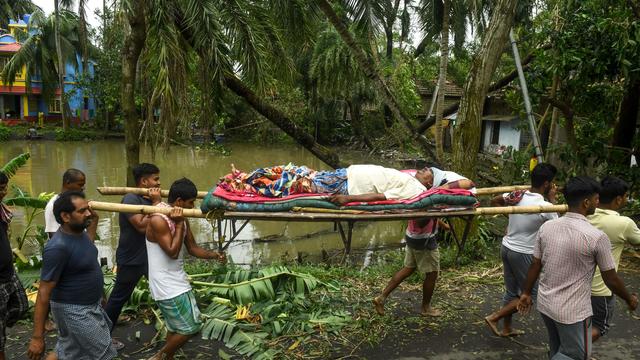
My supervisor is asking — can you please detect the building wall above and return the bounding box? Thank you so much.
[482,119,522,151]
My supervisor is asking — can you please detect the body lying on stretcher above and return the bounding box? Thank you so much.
[207,163,477,212]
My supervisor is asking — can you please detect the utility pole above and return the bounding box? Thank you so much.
[509,29,544,163]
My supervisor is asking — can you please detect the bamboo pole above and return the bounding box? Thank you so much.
[88,201,206,218]
[97,185,529,198]
[97,187,209,199]
[475,204,567,215]
[88,200,567,220]
[475,185,531,196]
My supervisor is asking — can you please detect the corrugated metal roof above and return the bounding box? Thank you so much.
[0,43,21,52]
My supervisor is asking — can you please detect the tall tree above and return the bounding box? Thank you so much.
[451,0,518,178]
[121,0,146,186]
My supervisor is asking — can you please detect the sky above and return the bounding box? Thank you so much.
[32,0,103,28]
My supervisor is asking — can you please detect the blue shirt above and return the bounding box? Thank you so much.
[116,193,152,266]
[41,230,103,305]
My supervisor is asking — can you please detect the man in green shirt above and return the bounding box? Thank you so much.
[589,176,640,342]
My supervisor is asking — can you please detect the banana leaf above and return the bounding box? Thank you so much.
[194,266,329,305]
[4,196,48,209]
[1,153,30,178]
[201,303,275,359]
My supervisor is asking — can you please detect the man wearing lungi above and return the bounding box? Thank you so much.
[145,178,226,360]
[0,172,29,360]
[28,191,116,360]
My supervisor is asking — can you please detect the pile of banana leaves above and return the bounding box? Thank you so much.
[105,265,352,359]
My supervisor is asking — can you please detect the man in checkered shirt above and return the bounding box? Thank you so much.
[518,176,638,360]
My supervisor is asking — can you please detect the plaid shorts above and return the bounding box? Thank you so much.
[157,290,202,335]
[0,272,29,351]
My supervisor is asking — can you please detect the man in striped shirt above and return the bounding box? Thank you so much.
[518,176,637,360]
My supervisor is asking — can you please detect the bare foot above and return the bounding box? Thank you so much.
[501,329,525,337]
[421,307,442,317]
[373,296,385,315]
[484,315,501,336]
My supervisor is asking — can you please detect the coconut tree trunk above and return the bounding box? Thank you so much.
[434,0,450,161]
[316,0,435,158]
[224,75,348,169]
[451,0,518,178]
[121,0,147,186]
[54,0,69,130]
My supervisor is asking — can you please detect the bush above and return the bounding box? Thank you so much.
[54,128,102,141]
[0,124,13,141]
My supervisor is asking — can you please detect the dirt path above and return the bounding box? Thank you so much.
[5,263,640,359]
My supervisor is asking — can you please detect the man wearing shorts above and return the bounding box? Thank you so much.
[589,176,640,342]
[373,167,474,316]
[485,163,558,337]
[145,178,226,359]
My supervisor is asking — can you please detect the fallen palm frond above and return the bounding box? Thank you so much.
[194,265,336,305]
[1,153,30,178]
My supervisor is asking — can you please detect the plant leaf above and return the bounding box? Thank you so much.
[1,153,30,178]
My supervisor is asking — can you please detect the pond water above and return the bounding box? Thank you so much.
[1,140,407,266]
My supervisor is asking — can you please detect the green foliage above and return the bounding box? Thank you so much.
[0,124,12,141]
[198,265,348,359]
[54,128,102,141]
[1,153,30,178]
[5,187,55,252]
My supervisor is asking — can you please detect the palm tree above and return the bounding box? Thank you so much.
[309,27,376,148]
[315,0,435,158]
[1,9,82,104]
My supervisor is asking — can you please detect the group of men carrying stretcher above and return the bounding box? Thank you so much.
[0,161,638,359]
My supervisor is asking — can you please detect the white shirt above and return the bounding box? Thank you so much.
[146,239,191,301]
[347,165,426,200]
[502,191,557,254]
[430,167,476,193]
[44,194,60,233]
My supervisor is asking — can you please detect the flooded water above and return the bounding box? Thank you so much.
[1,140,406,266]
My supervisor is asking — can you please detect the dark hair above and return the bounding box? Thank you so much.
[599,176,629,204]
[0,171,7,185]
[62,168,85,185]
[133,163,160,184]
[168,178,197,203]
[563,176,601,207]
[531,163,557,188]
[53,191,86,224]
